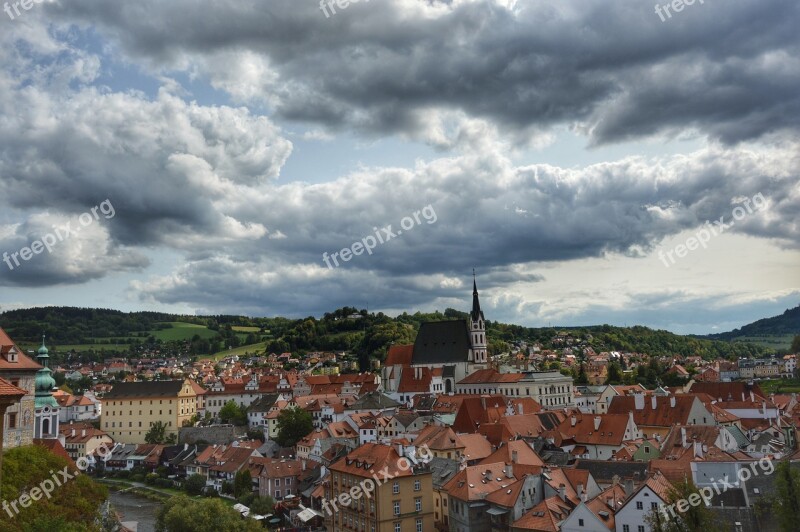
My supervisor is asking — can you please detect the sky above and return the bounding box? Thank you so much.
[0,0,798,334]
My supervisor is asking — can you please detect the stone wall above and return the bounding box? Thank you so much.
[179,424,245,444]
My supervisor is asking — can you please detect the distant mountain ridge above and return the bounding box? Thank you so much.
[707,304,800,340]
[0,305,776,363]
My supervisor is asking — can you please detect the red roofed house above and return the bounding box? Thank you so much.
[0,327,41,450]
[0,376,28,487]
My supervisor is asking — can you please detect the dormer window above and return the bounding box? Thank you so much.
[6,347,18,363]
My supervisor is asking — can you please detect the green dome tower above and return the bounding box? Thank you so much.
[34,335,59,438]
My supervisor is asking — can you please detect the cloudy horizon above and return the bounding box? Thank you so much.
[0,0,798,334]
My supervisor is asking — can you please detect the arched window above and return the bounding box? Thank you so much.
[43,418,50,435]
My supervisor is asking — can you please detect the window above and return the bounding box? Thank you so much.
[415,498,421,511]
[636,501,643,510]
[393,481,400,494]
[275,479,281,486]
[275,490,281,498]
[638,527,645,532]
[651,502,658,510]
[579,518,584,526]
[416,518,423,532]
[414,480,421,491]
[623,526,630,532]
[394,523,401,532]
[8,413,17,429]
[394,501,400,516]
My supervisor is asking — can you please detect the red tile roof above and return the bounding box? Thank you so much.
[385,345,413,366]
[0,327,42,371]
[0,376,27,398]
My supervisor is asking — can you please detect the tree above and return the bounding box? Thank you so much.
[219,400,248,426]
[156,496,263,532]
[575,364,589,385]
[772,460,800,531]
[275,407,314,447]
[234,469,253,498]
[791,335,800,354]
[184,474,207,496]
[248,495,275,515]
[145,421,169,444]
[605,361,623,384]
[0,445,107,531]
[645,479,719,532]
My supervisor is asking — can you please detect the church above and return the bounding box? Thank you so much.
[383,276,490,399]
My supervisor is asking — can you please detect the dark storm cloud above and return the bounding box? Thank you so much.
[46,0,800,146]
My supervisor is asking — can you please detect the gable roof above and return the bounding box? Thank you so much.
[411,320,471,365]
[385,344,414,366]
[104,379,189,399]
[688,381,766,402]
[0,327,42,371]
[0,376,27,398]
[479,439,544,467]
[512,496,573,531]
[607,395,701,426]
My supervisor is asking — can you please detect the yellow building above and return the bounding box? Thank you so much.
[326,443,434,532]
[101,379,197,444]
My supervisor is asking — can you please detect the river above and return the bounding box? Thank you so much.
[108,489,164,532]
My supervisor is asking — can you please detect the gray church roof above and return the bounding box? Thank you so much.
[411,320,472,365]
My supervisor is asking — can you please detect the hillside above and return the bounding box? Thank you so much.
[0,306,773,367]
[708,304,800,338]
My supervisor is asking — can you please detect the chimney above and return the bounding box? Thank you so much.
[693,441,703,458]
[634,394,645,410]
[612,474,620,486]
[571,415,577,427]
[681,427,687,447]
[750,391,755,402]
[505,463,513,479]
[624,478,634,496]
[558,484,566,501]
[71,429,75,437]
[578,483,585,502]
[81,429,86,438]
[651,396,658,410]
[594,417,601,431]
[518,403,523,415]
[481,397,486,409]
[670,396,676,408]
[302,459,307,471]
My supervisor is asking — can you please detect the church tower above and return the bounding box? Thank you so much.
[469,272,488,364]
[34,335,59,439]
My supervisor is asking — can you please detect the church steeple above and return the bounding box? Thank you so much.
[471,269,484,323]
[34,334,59,439]
[469,271,487,365]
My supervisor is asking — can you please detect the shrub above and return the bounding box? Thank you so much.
[145,473,159,485]
[184,474,207,496]
[131,474,145,482]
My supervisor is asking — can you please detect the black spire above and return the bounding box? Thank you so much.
[471,270,484,322]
